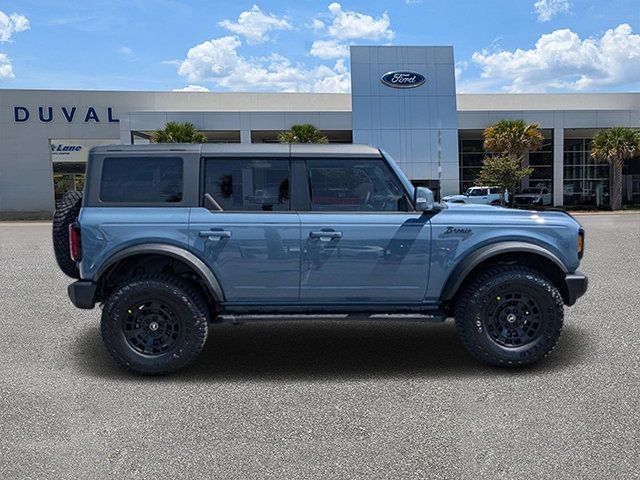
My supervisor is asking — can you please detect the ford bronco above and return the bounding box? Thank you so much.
[53,144,588,375]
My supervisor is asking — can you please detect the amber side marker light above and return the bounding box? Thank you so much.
[578,229,585,259]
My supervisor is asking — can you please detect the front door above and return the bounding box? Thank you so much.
[190,157,300,303]
[299,158,431,303]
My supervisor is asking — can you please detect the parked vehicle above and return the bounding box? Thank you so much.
[53,144,587,375]
[514,187,552,207]
[442,186,506,205]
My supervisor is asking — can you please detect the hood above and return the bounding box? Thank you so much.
[442,194,466,201]
[438,203,582,227]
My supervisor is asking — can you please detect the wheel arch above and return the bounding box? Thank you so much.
[440,241,569,311]
[94,244,224,303]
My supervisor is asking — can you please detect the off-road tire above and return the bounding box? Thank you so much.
[454,265,563,367]
[101,274,209,375]
[52,190,83,278]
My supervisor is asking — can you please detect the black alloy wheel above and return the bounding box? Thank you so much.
[482,288,543,348]
[123,300,184,355]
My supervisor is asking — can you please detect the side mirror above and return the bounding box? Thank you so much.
[414,186,435,212]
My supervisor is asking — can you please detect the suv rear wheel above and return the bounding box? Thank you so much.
[101,274,209,375]
[454,265,563,367]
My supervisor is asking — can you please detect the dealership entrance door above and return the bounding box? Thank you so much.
[53,162,85,201]
[50,138,118,201]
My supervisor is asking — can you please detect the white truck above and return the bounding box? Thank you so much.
[442,186,506,205]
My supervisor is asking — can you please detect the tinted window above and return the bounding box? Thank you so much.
[468,188,487,196]
[100,157,183,203]
[204,158,290,211]
[307,159,408,212]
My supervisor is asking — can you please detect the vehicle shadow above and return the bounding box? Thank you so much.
[74,319,591,382]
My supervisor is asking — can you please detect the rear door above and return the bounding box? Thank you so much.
[297,157,431,303]
[189,156,300,303]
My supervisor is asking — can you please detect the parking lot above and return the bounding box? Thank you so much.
[0,213,638,479]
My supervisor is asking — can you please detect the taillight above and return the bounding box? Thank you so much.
[577,229,585,259]
[69,223,82,261]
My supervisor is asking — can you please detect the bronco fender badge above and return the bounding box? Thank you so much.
[443,226,472,236]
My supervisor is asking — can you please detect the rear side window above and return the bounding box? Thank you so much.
[204,158,290,211]
[100,157,183,203]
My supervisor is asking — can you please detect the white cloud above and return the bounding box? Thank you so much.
[325,3,394,41]
[173,85,210,92]
[533,0,571,22]
[310,18,325,32]
[218,5,291,45]
[177,35,350,92]
[307,3,394,59]
[118,46,136,60]
[0,11,29,42]
[471,24,640,92]
[0,52,14,80]
[454,60,468,82]
[309,40,350,60]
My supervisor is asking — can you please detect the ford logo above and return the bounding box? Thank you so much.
[380,71,426,89]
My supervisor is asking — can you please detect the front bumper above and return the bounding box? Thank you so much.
[68,280,97,309]
[564,271,588,306]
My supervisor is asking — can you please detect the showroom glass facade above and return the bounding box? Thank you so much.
[563,138,610,206]
[458,132,553,194]
[458,138,489,193]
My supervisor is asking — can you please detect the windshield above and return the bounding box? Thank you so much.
[467,188,486,196]
[520,188,539,194]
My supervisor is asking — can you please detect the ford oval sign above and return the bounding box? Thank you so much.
[380,71,426,89]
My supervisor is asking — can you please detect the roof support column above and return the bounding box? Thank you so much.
[553,127,564,206]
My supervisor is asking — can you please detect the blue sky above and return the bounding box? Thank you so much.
[0,0,638,93]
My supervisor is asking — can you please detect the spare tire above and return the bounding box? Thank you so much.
[52,190,83,278]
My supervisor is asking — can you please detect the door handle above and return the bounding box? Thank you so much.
[198,229,232,239]
[309,230,342,239]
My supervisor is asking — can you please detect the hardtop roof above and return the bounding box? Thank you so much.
[90,143,382,158]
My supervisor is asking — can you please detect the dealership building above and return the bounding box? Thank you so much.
[0,45,638,217]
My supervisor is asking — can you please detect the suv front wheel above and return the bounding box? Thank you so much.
[101,274,209,375]
[454,265,563,367]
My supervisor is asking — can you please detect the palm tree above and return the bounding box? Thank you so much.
[152,121,207,143]
[482,119,544,206]
[278,124,328,144]
[483,119,545,160]
[590,127,640,210]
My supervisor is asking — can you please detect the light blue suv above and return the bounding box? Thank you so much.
[53,144,588,375]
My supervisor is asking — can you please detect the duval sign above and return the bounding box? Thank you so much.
[13,106,119,123]
[380,71,426,89]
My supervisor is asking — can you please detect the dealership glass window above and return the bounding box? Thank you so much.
[563,138,610,206]
[100,157,183,203]
[528,137,554,189]
[306,159,409,212]
[631,175,640,204]
[458,138,496,193]
[204,158,290,211]
[459,134,553,193]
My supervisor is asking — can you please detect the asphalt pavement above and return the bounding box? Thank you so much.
[0,214,638,479]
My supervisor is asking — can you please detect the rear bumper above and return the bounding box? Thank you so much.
[564,271,588,306]
[68,280,97,309]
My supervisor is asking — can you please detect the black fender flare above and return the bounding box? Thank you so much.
[440,241,567,302]
[94,243,224,302]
